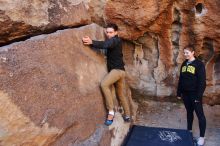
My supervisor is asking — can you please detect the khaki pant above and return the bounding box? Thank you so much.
[101,69,130,116]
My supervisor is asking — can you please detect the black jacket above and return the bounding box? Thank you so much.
[177,59,206,100]
[92,35,125,71]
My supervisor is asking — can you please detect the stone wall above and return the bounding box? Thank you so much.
[0,0,219,144]
[0,0,91,46]
[104,0,220,104]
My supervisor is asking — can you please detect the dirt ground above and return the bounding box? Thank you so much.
[134,100,220,146]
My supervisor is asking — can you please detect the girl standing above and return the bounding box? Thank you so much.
[177,45,206,146]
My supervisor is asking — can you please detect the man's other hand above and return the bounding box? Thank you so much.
[82,36,92,45]
[177,96,181,100]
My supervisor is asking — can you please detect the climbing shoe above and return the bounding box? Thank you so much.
[123,115,131,122]
[105,114,114,126]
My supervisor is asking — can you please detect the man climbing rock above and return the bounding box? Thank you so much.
[82,23,131,126]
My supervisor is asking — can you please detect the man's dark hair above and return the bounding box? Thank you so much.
[184,44,195,52]
[106,23,118,31]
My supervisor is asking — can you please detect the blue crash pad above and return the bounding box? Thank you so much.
[123,125,194,146]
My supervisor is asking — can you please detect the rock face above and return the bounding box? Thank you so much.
[0,0,219,144]
[0,0,91,46]
[104,0,220,104]
[0,0,219,105]
[0,23,134,146]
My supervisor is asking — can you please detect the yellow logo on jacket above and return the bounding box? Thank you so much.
[182,66,187,72]
[181,65,195,74]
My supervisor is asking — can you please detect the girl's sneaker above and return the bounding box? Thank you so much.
[197,137,205,146]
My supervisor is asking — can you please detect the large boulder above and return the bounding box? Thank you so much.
[0,23,134,146]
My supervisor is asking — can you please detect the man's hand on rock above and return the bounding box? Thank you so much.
[82,36,92,45]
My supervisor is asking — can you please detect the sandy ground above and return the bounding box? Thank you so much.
[133,100,220,146]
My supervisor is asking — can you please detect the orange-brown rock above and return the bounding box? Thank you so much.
[0,23,125,146]
[0,0,219,145]
[104,0,220,104]
[0,0,91,46]
[192,0,220,104]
